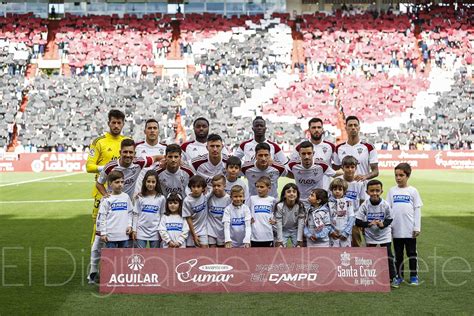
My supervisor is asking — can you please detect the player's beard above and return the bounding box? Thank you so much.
[310,133,322,142]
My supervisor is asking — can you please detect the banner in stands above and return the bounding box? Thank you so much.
[0,153,88,172]
[1,151,473,172]
[377,150,474,170]
[99,248,389,294]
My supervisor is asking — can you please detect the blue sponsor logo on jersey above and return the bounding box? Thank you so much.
[142,204,159,214]
[166,222,183,232]
[254,205,272,214]
[367,212,385,221]
[345,191,358,200]
[393,195,411,203]
[209,206,225,216]
[231,217,245,226]
[192,202,207,213]
[111,202,128,211]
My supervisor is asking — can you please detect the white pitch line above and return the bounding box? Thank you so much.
[0,173,84,188]
[0,198,93,204]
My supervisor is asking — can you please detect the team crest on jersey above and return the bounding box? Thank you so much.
[322,147,328,154]
[108,148,112,152]
[89,149,95,157]
[180,176,186,183]
[357,148,363,155]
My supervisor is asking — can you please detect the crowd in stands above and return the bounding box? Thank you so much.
[55,13,173,70]
[0,13,48,76]
[1,5,472,153]
[374,68,473,151]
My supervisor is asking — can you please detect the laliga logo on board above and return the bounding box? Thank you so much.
[127,254,145,271]
[175,259,234,283]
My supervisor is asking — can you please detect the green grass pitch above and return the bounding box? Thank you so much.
[0,170,473,314]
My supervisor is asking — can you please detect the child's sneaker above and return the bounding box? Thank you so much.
[391,277,402,288]
[409,276,419,286]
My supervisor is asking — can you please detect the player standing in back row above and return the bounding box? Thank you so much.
[333,115,379,247]
[235,116,288,164]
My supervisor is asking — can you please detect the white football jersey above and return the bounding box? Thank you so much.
[334,141,378,176]
[287,160,336,201]
[225,178,249,200]
[336,176,367,211]
[181,140,230,162]
[207,194,232,241]
[242,161,287,199]
[356,199,392,244]
[291,140,337,189]
[248,195,276,242]
[222,204,252,247]
[154,165,194,196]
[234,139,288,164]
[98,157,154,198]
[191,154,227,191]
[97,192,133,241]
[133,194,166,241]
[134,141,167,194]
[182,194,208,237]
[387,186,423,238]
[158,214,189,248]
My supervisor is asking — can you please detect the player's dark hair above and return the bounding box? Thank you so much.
[164,192,183,216]
[345,115,360,125]
[107,170,124,183]
[277,183,304,213]
[395,163,412,177]
[226,156,242,168]
[310,188,329,205]
[145,118,159,128]
[211,174,226,184]
[193,117,209,127]
[108,109,125,122]
[255,142,271,153]
[341,155,358,167]
[367,179,383,189]
[166,144,182,155]
[329,178,348,193]
[299,140,314,151]
[188,175,207,189]
[252,116,266,125]
[121,138,135,149]
[308,117,323,127]
[207,133,222,142]
[141,170,163,196]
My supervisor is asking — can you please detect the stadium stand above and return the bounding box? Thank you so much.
[1,4,472,153]
[54,13,173,71]
[374,68,473,150]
